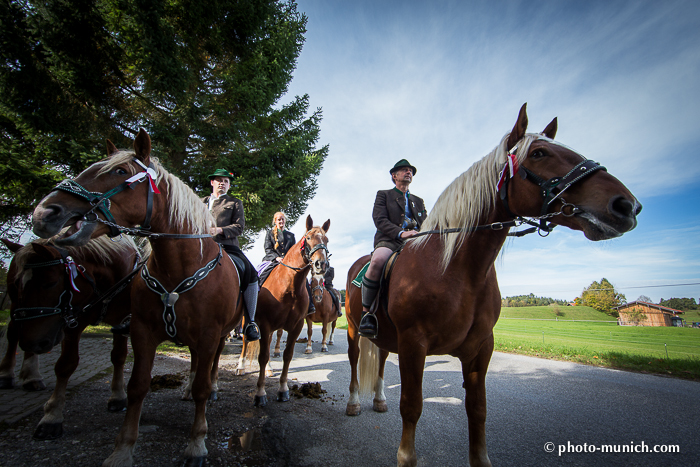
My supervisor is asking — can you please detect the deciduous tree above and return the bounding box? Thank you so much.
[578,278,626,316]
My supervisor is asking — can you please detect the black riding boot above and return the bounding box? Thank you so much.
[358,276,379,338]
[110,318,131,335]
[243,281,260,341]
[306,281,316,314]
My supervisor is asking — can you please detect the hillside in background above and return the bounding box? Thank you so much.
[499,305,617,321]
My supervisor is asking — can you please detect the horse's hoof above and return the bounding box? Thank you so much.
[321,346,328,352]
[107,399,127,412]
[304,348,312,354]
[346,403,361,416]
[373,399,388,413]
[33,422,63,440]
[22,380,46,391]
[254,395,267,407]
[209,390,218,402]
[277,390,290,402]
[234,368,245,376]
[181,392,193,401]
[0,377,15,389]
[328,341,334,345]
[273,352,280,358]
[182,456,206,467]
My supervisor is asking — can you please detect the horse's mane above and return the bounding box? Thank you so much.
[15,234,141,286]
[411,132,546,271]
[96,151,214,234]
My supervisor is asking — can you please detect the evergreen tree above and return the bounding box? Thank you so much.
[0,0,326,247]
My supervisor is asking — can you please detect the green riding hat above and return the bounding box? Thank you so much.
[389,159,417,175]
[208,168,233,180]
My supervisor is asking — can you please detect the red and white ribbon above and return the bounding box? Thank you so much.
[497,151,519,191]
[127,160,161,194]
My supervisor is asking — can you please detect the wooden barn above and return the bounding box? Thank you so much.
[615,301,684,327]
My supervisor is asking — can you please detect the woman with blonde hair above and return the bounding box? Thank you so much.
[262,211,315,313]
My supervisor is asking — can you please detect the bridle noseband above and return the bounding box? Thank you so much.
[498,143,606,235]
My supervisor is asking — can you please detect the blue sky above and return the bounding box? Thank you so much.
[246,0,700,303]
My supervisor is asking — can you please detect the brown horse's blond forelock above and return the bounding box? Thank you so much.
[411,132,544,271]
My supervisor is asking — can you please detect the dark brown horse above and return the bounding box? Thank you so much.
[236,216,330,406]
[31,130,242,467]
[345,104,641,467]
[1,235,140,440]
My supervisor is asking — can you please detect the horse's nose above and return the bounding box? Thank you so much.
[608,196,641,232]
[32,204,66,237]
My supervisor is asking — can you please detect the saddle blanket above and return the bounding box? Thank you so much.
[350,261,370,288]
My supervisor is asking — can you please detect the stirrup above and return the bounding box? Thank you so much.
[244,322,260,341]
[110,321,131,335]
[358,312,378,338]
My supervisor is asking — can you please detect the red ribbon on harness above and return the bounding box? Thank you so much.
[497,151,519,191]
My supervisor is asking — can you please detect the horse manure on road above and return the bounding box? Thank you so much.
[289,382,326,399]
[150,373,185,391]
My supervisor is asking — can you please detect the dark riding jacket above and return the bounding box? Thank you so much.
[372,187,427,249]
[263,228,296,261]
[201,194,245,248]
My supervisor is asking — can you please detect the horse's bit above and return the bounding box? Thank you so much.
[12,247,96,328]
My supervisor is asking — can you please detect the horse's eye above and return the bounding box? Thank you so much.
[115,168,128,176]
[530,150,545,159]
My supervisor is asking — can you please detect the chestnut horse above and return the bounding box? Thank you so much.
[236,216,330,406]
[269,277,339,357]
[303,276,340,354]
[345,104,641,467]
[31,129,242,467]
[1,235,141,439]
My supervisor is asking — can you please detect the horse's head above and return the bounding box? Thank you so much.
[310,275,325,304]
[10,242,98,354]
[303,215,331,278]
[503,104,641,240]
[32,129,157,245]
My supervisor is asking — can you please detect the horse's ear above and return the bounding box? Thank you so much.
[507,103,528,150]
[133,128,152,164]
[30,242,54,258]
[541,117,557,139]
[306,215,313,232]
[322,219,330,233]
[106,139,118,156]
[1,238,23,253]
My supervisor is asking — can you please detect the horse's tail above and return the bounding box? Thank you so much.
[245,339,260,363]
[358,336,380,397]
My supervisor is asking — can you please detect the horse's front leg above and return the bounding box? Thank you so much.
[273,329,283,358]
[320,320,329,352]
[108,334,128,412]
[461,336,494,467]
[182,347,198,399]
[254,328,271,406]
[18,352,45,391]
[33,333,82,440]
[182,345,217,466]
[304,318,313,354]
[0,321,23,389]
[235,338,248,375]
[328,320,336,346]
[373,348,389,412]
[396,339,427,467]
[208,336,225,401]
[103,333,158,467]
[278,318,304,403]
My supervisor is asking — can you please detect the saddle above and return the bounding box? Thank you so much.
[352,249,401,315]
[221,244,257,291]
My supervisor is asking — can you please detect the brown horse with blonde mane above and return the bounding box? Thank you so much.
[236,216,330,406]
[345,104,641,467]
[303,275,340,354]
[31,130,242,467]
[1,235,140,440]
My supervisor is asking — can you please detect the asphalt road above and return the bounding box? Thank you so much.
[265,326,699,467]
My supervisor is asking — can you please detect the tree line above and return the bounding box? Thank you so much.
[0,0,326,248]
